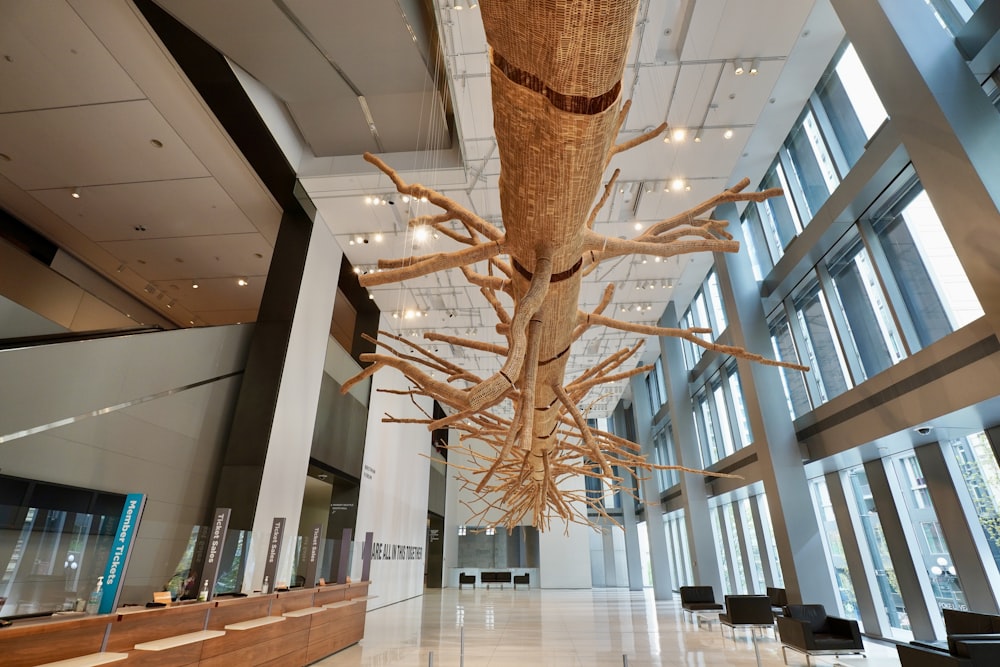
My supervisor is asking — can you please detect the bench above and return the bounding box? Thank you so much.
[480,571,512,589]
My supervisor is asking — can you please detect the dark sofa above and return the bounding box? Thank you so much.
[897,609,1000,666]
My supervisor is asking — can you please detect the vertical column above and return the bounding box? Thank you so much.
[826,471,885,636]
[747,497,775,588]
[214,211,342,592]
[714,202,838,611]
[731,500,756,593]
[660,303,722,594]
[916,442,1000,613]
[716,505,738,594]
[864,459,943,639]
[630,374,673,600]
[831,0,1000,332]
[613,403,645,592]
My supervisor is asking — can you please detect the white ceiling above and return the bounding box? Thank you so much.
[0,0,845,415]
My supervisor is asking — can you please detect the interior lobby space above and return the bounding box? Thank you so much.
[2,0,1000,666]
[314,588,902,666]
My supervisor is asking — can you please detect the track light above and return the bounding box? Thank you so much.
[723,128,734,140]
[734,59,745,76]
[749,58,760,75]
[237,278,248,286]
[71,187,81,199]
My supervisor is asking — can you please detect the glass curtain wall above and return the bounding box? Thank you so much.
[811,477,861,620]
[848,467,911,640]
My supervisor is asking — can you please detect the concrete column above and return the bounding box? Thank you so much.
[214,213,342,592]
[660,303,722,594]
[864,458,944,640]
[630,374,673,600]
[613,403,645,591]
[826,470,885,636]
[748,496,775,588]
[714,202,839,611]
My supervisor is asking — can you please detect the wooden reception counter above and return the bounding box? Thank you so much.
[0,582,370,667]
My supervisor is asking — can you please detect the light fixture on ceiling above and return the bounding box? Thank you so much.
[633,222,643,231]
[373,232,384,243]
[693,129,703,143]
[723,128,734,140]
[734,59,745,76]
[670,128,687,142]
[166,300,175,309]
[414,226,429,242]
[71,187,81,199]
[192,281,199,289]
[368,292,375,300]
[237,278,248,287]
[670,178,685,191]
[749,58,760,75]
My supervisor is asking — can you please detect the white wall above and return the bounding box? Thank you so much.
[0,324,253,604]
[351,326,432,608]
[446,434,593,588]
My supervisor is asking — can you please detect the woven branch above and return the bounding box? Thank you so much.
[363,152,503,242]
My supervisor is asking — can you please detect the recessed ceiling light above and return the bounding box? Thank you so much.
[192,281,199,289]
[671,178,685,191]
[671,128,687,142]
[633,222,642,231]
[71,187,81,199]
[723,129,734,140]
[373,232,384,243]
[237,278,248,286]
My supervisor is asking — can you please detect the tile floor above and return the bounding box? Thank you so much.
[315,587,901,666]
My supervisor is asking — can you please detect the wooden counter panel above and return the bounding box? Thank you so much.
[121,642,203,667]
[269,589,315,616]
[257,646,308,667]
[306,609,365,664]
[106,605,209,652]
[344,583,369,600]
[198,626,309,667]
[0,616,113,667]
[205,596,272,629]
[312,585,348,606]
[198,615,291,659]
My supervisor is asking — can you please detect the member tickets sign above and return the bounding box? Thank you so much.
[99,493,146,613]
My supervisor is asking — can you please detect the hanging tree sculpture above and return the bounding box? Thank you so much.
[342,0,806,532]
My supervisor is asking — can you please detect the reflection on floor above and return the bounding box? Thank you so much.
[315,587,900,666]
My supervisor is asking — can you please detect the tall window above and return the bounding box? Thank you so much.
[873,187,984,349]
[794,284,852,401]
[891,453,968,617]
[811,478,860,620]
[948,433,1000,572]
[848,468,911,639]
[825,238,905,380]
[769,314,812,418]
[728,365,753,446]
[784,110,839,218]
[925,0,983,37]
[814,44,887,169]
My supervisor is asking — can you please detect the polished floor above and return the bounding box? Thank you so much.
[315,587,901,666]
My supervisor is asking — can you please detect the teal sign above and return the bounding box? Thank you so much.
[99,493,146,614]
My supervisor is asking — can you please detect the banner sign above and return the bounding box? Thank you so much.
[337,528,352,584]
[303,524,322,588]
[99,493,146,613]
[360,531,374,582]
[262,517,285,593]
[200,508,231,601]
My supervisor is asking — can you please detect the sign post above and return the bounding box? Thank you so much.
[262,517,285,593]
[99,493,146,614]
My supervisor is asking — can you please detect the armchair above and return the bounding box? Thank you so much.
[898,636,1000,666]
[767,587,788,618]
[776,604,865,666]
[458,572,476,589]
[680,585,723,627]
[719,595,775,667]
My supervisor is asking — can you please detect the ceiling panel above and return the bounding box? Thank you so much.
[0,100,209,190]
[0,0,144,113]
[29,178,258,242]
[99,233,272,281]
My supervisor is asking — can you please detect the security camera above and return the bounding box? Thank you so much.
[915,426,933,435]
[387,197,396,205]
